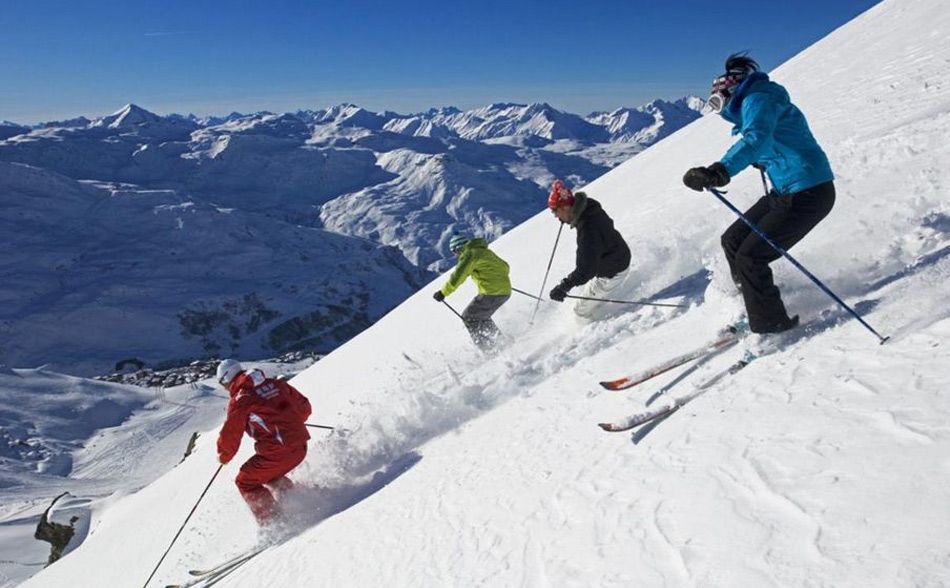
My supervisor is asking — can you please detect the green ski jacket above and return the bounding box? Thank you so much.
[440,238,511,297]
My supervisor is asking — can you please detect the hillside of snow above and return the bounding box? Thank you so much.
[0,99,700,375]
[0,161,430,375]
[8,0,950,586]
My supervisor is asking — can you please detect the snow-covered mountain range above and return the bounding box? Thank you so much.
[3,0,950,586]
[0,98,701,374]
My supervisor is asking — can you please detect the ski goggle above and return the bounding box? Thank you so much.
[705,73,745,114]
[706,91,729,114]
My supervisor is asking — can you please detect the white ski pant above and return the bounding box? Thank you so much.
[573,269,629,320]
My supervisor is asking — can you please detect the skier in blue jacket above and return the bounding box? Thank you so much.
[683,54,835,334]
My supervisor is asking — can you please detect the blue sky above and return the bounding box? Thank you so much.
[1,0,881,123]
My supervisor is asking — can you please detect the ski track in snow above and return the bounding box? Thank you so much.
[312,299,686,484]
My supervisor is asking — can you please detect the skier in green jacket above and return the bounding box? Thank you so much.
[433,234,511,350]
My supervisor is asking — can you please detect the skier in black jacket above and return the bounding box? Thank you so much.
[547,180,631,320]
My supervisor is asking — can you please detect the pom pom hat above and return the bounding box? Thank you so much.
[547,179,574,210]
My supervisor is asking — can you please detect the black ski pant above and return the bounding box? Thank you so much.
[462,294,509,350]
[721,181,835,332]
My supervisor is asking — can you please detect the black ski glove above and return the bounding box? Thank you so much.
[433,291,445,302]
[683,162,730,192]
[549,284,568,302]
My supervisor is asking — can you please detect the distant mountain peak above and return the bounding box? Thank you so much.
[88,103,198,135]
[683,95,707,111]
[424,106,461,117]
[527,101,555,111]
[486,102,526,110]
[0,120,30,140]
[105,104,159,127]
[582,95,703,144]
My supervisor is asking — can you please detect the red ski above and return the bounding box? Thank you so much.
[599,324,745,391]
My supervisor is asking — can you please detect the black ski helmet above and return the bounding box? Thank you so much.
[724,53,759,77]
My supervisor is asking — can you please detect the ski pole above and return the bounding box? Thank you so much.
[143,464,223,588]
[563,293,688,308]
[708,188,889,344]
[531,223,564,323]
[441,299,465,321]
[511,286,544,301]
[305,423,335,431]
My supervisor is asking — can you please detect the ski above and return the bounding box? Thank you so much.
[598,351,755,432]
[165,557,253,587]
[165,547,266,588]
[599,323,745,391]
[201,559,254,588]
[188,548,265,577]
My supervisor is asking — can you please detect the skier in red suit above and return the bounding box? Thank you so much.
[215,359,312,525]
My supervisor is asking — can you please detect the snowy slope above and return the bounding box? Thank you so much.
[0,162,430,374]
[18,0,950,586]
[0,368,152,483]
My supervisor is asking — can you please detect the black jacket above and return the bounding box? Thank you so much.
[559,193,631,289]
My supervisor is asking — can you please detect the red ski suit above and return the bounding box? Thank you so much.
[217,369,312,523]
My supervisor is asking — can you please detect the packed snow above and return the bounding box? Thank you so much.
[5,0,950,586]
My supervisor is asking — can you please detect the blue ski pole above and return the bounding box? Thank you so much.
[708,188,889,344]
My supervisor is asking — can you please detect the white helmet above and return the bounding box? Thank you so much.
[216,359,243,387]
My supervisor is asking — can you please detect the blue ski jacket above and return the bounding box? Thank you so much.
[719,72,834,195]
